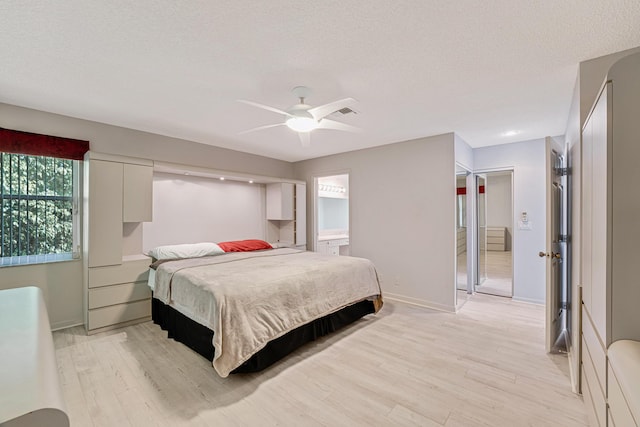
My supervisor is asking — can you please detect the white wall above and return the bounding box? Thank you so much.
[474,139,546,304]
[294,133,456,312]
[454,134,474,171]
[0,102,294,329]
[143,173,265,252]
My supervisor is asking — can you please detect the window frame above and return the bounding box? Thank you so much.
[0,152,81,267]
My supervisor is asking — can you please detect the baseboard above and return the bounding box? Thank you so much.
[511,296,544,305]
[51,320,84,331]
[384,293,456,313]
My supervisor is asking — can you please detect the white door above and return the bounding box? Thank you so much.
[543,137,567,353]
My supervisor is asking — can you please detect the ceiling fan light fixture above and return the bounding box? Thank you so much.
[286,116,318,132]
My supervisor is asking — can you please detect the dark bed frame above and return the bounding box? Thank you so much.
[151,297,376,374]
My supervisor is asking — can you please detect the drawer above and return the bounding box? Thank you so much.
[487,236,505,244]
[487,243,505,251]
[88,281,151,309]
[608,363,637,427]
[582,363,604,427]
[487,228,505,238]
[582,337,606,426]
[89,258,150,288]
[582,307,606,391]
[88,299,151,330]
[335,238,349,246]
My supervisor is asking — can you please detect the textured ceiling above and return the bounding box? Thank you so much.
[1,1,639,162]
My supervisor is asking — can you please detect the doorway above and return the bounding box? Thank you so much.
[475,171,514,298]
[314,174,350,256]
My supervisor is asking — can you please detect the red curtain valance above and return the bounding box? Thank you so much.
[0,127,89,160]
[457,186,484,195]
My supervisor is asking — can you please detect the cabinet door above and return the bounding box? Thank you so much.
[590,85,610,343]
[295,184,307,246]
[266,183,294,220]
[88,160,123,267]
[581,103,594,312]
[123,164,153,222]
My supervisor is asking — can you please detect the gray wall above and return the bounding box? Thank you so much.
[294,133,457,312]
[0,102,294,329]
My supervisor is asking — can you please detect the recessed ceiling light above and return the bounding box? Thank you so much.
[502,130,520,137]
[249,180,254,184]
[219,177,225,181]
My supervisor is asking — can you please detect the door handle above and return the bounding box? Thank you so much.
[539,251,561,259]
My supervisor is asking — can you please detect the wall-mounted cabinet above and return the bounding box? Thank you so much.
[123,163,153,222]
[266,182,306,249]
[266,183,294,220]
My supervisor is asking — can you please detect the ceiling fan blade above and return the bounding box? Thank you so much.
[317,118,362,133]
[238,100,292,117]
[308,98,357,120]
[238,123,285,135]
[298,132,311,147]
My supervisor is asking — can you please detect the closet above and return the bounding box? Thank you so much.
[580,53,640,427]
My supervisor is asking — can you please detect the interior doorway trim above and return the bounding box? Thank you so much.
[311,169,351,254]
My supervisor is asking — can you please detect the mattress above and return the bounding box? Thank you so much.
[151,248,382,376]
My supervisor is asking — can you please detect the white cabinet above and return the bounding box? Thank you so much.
[86,257,151,334]
[123,164,153,222]
[83,153,154,333]
[580,53,640,426]
[317,238,349,256]
[266,183,294,220]
[266,182,306,249]
[295,183,307,247]
[87,160,123,268]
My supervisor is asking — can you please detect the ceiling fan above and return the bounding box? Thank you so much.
[238,86,360,147]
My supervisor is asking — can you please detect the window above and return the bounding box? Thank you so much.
[0,152,79,265]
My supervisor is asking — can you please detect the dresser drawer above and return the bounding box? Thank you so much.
[88,258,150,288]
[486,227,505,238]
[88,299,151,330]
[608,362,637,427]
[581,363,607,427]
[582,306,606,391]
[88,281,151,309]
[582,336,606,426]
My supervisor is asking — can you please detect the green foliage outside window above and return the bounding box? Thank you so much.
[0,152,74,258]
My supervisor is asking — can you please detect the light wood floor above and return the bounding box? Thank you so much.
[53,295,587,426]
[476,251,513,297]
[457,250,513,298]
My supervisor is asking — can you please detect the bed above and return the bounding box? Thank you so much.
[148,244,383,377]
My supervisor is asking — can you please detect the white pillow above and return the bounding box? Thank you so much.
[148,242,224,260]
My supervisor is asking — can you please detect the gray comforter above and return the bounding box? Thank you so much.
[153,248,382,377]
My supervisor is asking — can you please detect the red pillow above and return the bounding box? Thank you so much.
[218,239,273,252]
